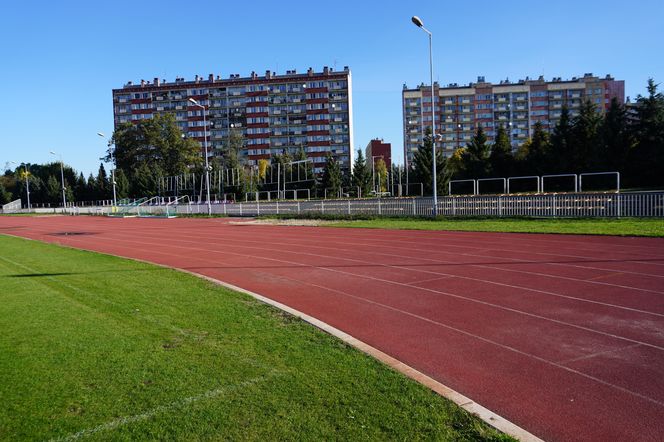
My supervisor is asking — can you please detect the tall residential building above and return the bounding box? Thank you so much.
[112,67,354,173]
[365,139,392,171]
[402,73,624,166]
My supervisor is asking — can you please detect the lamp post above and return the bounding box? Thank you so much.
[188,98,212,216]
[97,132,118,207]
[49,151,67,212]
[412,15,438,216]
[10,161,30,210]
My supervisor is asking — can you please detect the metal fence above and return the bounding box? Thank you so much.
[46,191,664,218]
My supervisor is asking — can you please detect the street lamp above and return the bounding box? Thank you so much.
[188,97,212,216]
[9,161,30,210]
[97,132,118,207]
[412,15,438,216]
[49,151,67,212]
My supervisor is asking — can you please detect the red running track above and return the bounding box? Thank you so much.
[1,216,663,441]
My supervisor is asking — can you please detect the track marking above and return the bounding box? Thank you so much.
[50,371,281,442]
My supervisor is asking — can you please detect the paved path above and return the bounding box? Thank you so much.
[2,216,663,441]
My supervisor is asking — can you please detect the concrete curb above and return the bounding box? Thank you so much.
[188,271,544,442]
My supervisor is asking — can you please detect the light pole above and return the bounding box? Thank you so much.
[412,15,438,216]
[188,98,212,216]
[10,161,30,210]
[97,132,118,207]
[49,151,67,212]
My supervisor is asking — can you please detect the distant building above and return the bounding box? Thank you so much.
[112,67,353,173]
[402,73,625,167]
[365,139,392,170]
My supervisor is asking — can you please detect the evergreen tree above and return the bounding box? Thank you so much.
[130,163,160,197]
[571,100,603,171]
[629,78,664,187]
[87,174,97,200]
[319,153,342,197]
[490,124,514,177]
[45,175,61,205]
[74,173,88,201]
[522,121,552,175]
[351,149,372,197]
[96,163,110,199]
[114,169,130,200]
[462,126,491,178]
[601,98,633,173]
[411,127,445,195]
[551,106,573,172]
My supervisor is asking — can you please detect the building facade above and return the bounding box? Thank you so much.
[402,73,625,166]
[112,67,354,173]
[365,139,392,171]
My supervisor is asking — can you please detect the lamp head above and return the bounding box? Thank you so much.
[97,132,105,138]
[411,16,424,27]
[188,98,199,105]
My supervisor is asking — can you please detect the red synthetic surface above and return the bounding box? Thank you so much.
[2,216,663,441]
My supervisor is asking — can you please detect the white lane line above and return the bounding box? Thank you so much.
[50,372,280,442]
[558,343,644,365]
[36,230,664,354]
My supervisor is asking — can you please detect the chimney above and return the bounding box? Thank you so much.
[140,79,146,87]
[154,77,160,86]
[251,71,257,79]
[265,70,272,79]
[307,67,313,76]
[208,74,214,82]
[323,66,329,75]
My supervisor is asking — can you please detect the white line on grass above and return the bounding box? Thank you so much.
[50,371,282,442]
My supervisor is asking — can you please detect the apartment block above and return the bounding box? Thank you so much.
[402,73,624,166]
[365,139,392,171]
[113,67,354,173]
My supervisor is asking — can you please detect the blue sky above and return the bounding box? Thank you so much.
[1,0,662,176]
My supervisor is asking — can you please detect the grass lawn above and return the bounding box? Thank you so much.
[0,235,510,441]
[328,217,664,237]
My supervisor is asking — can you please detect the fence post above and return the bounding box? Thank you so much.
[378,198,382,216]
[257,201,260,216]
[452,197,456,216]
[347,200,351,215]
[298,201,301,214]
[552,194,557,218]
[498,195,502,217]
[412,199,416,216]
[223,203,227,215]
[276,201,279,215]
[239,203,242,217]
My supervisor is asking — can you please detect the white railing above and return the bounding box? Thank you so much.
[58,192,663,218]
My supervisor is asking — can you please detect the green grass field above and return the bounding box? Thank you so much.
[327,217,664,237]
[0,235,510,441]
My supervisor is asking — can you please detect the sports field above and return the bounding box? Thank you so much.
[2,215,663,441]
[0,234,508,441]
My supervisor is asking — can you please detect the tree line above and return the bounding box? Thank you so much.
[2,79,661,206]
[407,78,664,194]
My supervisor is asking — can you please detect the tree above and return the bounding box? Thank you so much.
[490,124,514,177]
[411,127,445,195]
[601,98,633,173]
[0,182,12,205]
[520,121,551,175]
[319,153,342,197]
[571,100,603,171]
[114,169,130,200]
[96,163,110,199]
[130,163,160,197]
[462,126,491,178]
[629,78,664,187]
[351,149,372,197]
[109,113,202,177]
[45,175,61,205]
[551,106,574,172]
[374,158,388,193]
